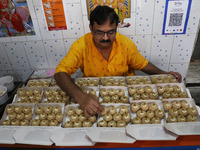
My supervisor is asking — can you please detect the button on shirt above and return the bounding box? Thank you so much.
[55,32,148,77]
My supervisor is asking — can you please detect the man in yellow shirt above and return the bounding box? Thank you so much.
[55,6,181,116]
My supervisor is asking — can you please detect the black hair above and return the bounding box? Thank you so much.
[90,5,119,27]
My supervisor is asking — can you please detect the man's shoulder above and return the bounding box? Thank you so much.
[71,33,92,49]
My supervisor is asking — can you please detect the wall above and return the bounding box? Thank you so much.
[191,30,200,60]
[0,0,200,81]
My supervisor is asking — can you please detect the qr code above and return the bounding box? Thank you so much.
[169,13,183,26]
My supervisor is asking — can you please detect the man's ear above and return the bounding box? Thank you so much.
[89,24,92,32]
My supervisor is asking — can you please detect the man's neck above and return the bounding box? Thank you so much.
[96,44,113,61]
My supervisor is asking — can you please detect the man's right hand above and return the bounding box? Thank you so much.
[77,93,104,117]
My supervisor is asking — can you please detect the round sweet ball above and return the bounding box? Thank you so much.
[166,115,177,123]
[98,120,107,127]
[117,120,126,127]
[132,117,141,124]
[64,121,73,128]
[131,102,140,113]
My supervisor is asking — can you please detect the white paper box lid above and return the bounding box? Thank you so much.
[164,122,200,135]
[13,126,57,145]
[0,126,19,144]
[50,128,95,146]
[86,127,136,143]
[126,124,178,140]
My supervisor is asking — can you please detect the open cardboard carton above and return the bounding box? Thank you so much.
[126,100,178,140]
[86,104,136,143]
[50,104,96,146]
[163,98,200,135]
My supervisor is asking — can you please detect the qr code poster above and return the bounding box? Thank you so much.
[163,0,192,35]
[86,0,131,28]
[0,0,35,37]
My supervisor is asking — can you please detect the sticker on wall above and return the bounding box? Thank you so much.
[0,0,36,37]
[162,0,192,35]
[86,0,131,28]
[41,0,67,31]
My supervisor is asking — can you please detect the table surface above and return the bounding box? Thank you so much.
[0,82,200,149]
[0,135,200,148]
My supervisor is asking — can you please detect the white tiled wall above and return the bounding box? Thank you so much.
[0,0,200,81]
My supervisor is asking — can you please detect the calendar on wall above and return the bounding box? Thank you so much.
[42,0,67,31]
[162,0,192,35]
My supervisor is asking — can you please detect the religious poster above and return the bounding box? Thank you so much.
[87,0,131,28]
[42,0,67,31]
[163,0,192,34]
[0,0,35,37]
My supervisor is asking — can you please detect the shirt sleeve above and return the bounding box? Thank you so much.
[126,37,149,70]
[55,39,84,76]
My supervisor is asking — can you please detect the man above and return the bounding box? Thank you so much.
[54,6,181,117]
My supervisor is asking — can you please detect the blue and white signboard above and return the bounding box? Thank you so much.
[163,0,192,34]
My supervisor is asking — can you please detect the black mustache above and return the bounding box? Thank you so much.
[100,40,111,43]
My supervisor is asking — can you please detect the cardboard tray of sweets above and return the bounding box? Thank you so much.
[50,104,96,146]
[86,103,136,143]
[99,86,129,103]
[126,100,178,140]
[156,83,191,100]
[12,87,43,103]
[0,103,35,144]
[100,76,126,86]
[74,77,100,87]
[127,84,158,101]
[12,103,64,145]
[163,98,200,135]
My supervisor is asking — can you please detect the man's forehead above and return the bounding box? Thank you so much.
[93,21,116,28]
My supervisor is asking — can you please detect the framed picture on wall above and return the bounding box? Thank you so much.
[86,0,131,28]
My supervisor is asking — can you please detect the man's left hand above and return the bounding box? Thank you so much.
[167,71,182,83]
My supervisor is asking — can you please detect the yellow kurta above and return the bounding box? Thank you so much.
[55,32,148,77]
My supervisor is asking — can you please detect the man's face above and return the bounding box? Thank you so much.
[90,20,117,49]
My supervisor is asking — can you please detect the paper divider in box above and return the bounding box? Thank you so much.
[97,103,131,126]
[127,84,158,101]
[100,76,126,85]
[14,87,44,103]
[26,78,51,87]
[42,86,70,104]
[155,83,190,99]
[129,100,166,125]
[162,98,200,123]
[126,75,152,84]
[75,77,100,86]
[63,104,97,128]
[99,86,128,103]
[0,103,36,126]
[32,103,65,127]
[150,74,176,81]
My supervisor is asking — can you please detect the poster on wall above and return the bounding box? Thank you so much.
[86,0,131,28]
[42,0,67,31]
[162,0,192,35]
[0,0,35,37]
